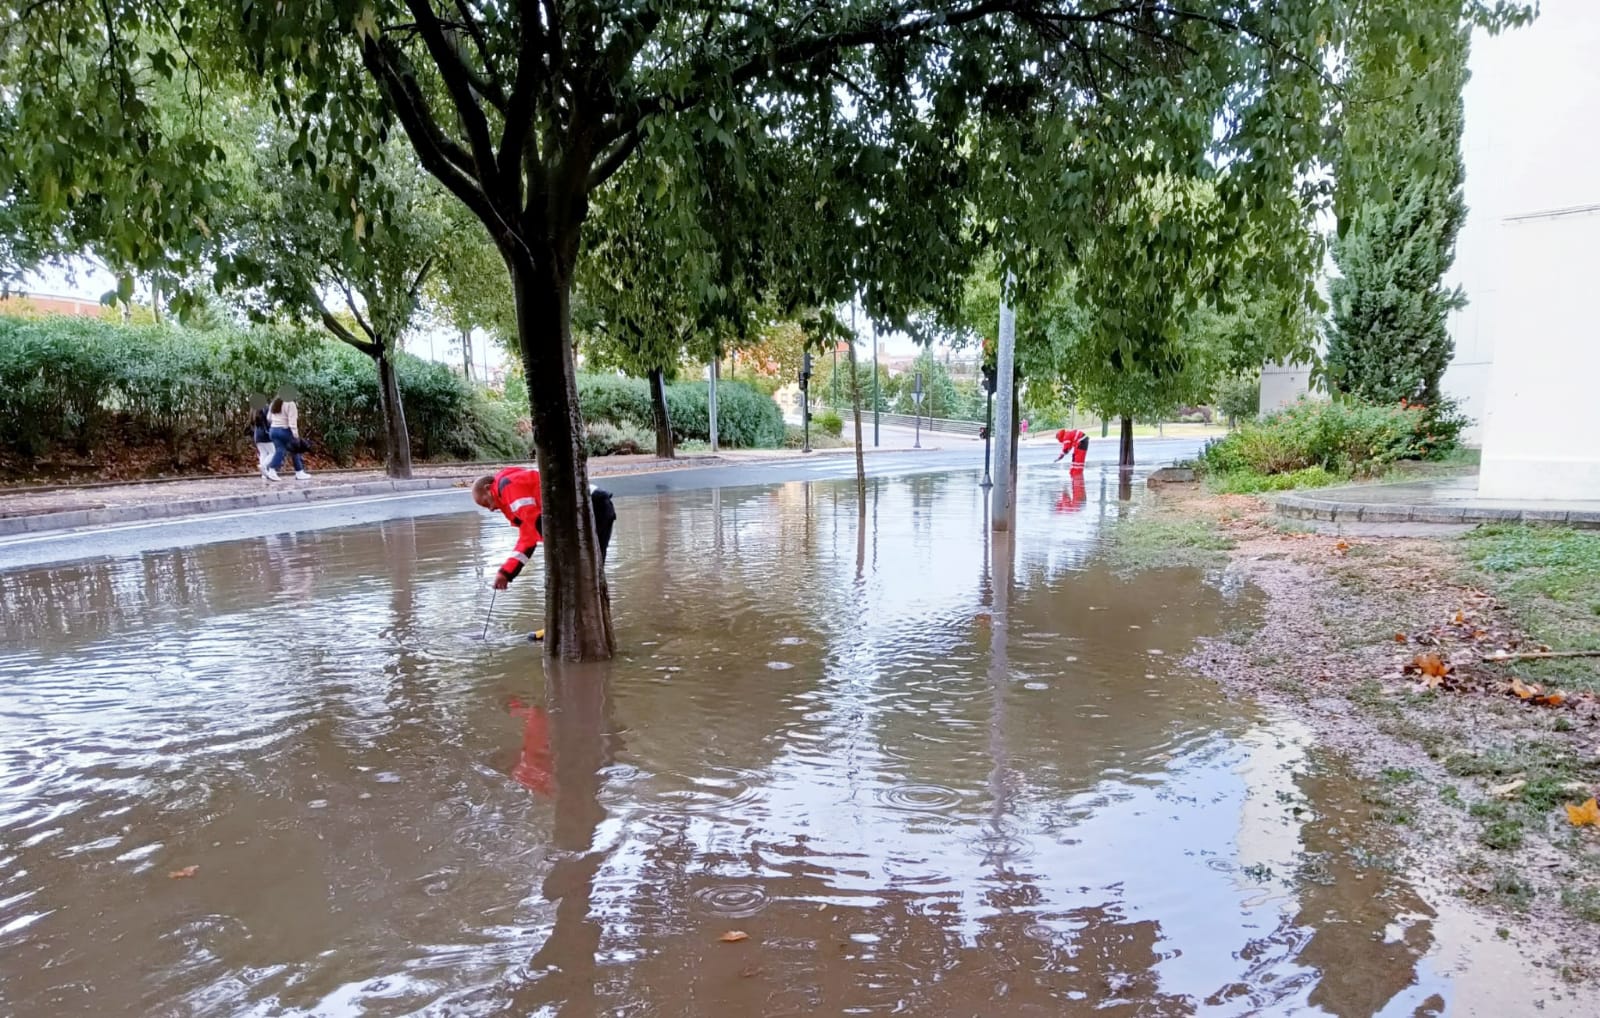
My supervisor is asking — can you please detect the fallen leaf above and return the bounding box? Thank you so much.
[719,930,749,943]
[1334,540,1350,554]
[1491,779,1527,798]
[1510,678,1540,700]
[1535,692,1566,708]
[168,865,199,879]
[1408,653,1451,678]
[1453,610,1466,625]
[1566,798,1600,828]
[1394,633,1408,643]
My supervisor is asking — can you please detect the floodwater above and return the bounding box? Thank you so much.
[0,469,1554,1016]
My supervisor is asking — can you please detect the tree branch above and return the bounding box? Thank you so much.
[404,0,501,182]
[496,0,549,209]
[336,280,381,347]
[451,0,504,100]
[586,126,642,190]
[318,299,378,356]
[409,255,436,302]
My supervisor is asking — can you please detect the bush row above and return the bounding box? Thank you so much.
[1199,396,1467,481]
[576,373,785,448]
[0,315,527,478]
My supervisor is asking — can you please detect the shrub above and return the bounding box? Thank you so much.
[0,314,524,478]
[584,421,651,456]
[1214,375,1261,425]
[1205,466,1340,494]
[815,409,843,437]
[1199,396,1458,481]
[576,373,783,448]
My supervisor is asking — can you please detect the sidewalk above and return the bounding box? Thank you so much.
[1275,474,1600,529]
[0,441,946,538]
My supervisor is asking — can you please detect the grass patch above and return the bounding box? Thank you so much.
[1479,819,1526,850]
[1463,525,1600,692]
[1103,513,1235,571]
[1562,886,1600,924]
[1205,466,1340,494]
[1491,871,1538,909]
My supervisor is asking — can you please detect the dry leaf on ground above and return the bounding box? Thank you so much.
[168,865,199,879]
[1491,779,1527,798]
[719,930,749,943]
[1565,798,1599,828]
[1394,632,1408,643]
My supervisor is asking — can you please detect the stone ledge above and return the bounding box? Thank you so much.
[0,477,463,538]
[1274,487,1600,530]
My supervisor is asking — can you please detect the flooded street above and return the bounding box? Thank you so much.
[0,469,1548,1016]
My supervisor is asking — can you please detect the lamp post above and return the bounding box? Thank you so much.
[799,352,813,453]
[911,371,924,449]
[871,320,880,447]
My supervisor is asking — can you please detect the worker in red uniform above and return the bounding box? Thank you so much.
[473,466,616,638]
[1055,428,1089,469]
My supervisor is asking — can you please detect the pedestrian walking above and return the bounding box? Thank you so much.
[265,387,311,481]
[248,393,275,478]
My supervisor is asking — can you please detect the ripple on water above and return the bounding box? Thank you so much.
[873,782,964,814]
[691,883,769,918]
[647,769,765,816]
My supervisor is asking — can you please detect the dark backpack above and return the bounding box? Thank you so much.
[250,407,271,443]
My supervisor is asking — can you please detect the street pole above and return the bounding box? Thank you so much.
[871,319,880,447]
[708,354,720,453]
[912,371,923,449]
[800,352,813,453]
[991,274,1017,532]
[981,388,994,488]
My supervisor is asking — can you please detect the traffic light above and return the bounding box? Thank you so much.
[799,352,813,389]
[981,363,996,395]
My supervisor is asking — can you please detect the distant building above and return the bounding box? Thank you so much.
[0,291,113,319]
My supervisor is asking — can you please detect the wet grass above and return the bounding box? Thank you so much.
[1104,514,1235,571]
[1462,525,1600,692]
[1204,466,1339,495]
[1563,886,1600,924]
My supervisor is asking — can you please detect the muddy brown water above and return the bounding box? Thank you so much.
[0,471,1557,1016]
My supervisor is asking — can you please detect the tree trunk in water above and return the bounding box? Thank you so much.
[1119,415,1135,469]
[510,255,613,662]
[648,367,674,459]
[375,347,414,479]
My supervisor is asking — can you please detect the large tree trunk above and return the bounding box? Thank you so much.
[461,327,473,382]
[1119,415,1135,469]
[375,347,413,479]
[647,367,674,459]
[510,254,614,662]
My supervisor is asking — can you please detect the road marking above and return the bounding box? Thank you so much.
[0,489,466,549]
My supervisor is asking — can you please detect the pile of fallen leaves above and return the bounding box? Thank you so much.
[1393,594,1598,713]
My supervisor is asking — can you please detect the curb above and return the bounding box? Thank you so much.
[1274,491,1600,530]
[0,477,466,538]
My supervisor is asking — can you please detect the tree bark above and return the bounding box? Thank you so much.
[648,366,674,459]
[461,327,473,382]
[510,252,614,662]
[1119,415,1135,469]
[375,346,414,479]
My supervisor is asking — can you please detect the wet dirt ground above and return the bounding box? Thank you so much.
[0,468,1572,1016]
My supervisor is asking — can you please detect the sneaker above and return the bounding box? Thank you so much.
[294,470,311,480]
[265,469,281,481]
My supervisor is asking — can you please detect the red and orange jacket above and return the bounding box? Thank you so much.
[489,466,542,584]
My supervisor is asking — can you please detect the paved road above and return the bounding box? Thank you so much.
[0,438,1203,571]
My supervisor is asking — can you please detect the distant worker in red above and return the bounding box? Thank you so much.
[1055,427,1089,469]
[473,466,616,639]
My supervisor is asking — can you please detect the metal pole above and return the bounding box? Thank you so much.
[872,319,880,447]
[991,274,1017,531]
[981,388,994,488]
[708,355,720,453]
[912,371,923,449]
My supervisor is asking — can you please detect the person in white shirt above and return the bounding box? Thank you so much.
[265,387,310,481]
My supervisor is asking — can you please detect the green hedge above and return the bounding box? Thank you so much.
[1199,395,1467,480]
[0,314,527,477]
[576,372,784,448]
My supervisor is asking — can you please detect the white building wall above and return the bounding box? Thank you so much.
[1259,359,1314,413]
[1445,0,1600,456]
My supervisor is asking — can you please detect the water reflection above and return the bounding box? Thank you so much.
[0,467,1564,1016]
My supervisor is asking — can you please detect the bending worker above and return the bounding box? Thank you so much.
[472,466,617,637]
[1055,427,1090,469]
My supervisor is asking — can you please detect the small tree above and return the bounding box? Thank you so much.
[1327,20,1470,405]
[221,136,448,478]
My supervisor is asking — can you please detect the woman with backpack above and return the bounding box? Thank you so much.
[265,388,311,481]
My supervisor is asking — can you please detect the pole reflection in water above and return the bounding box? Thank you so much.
[0,465,1568,1016]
